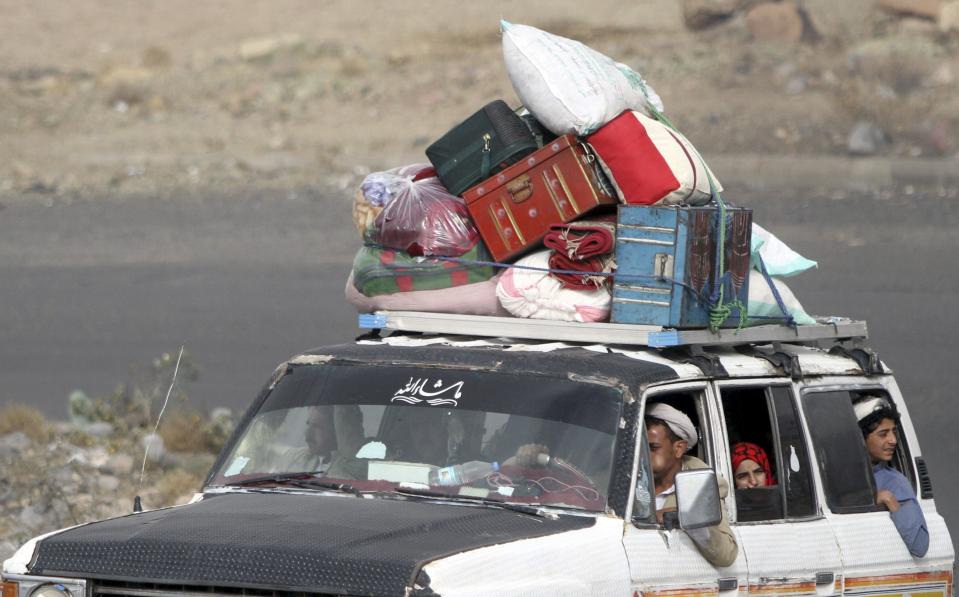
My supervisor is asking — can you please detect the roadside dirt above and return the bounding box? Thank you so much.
[1,1,956,201]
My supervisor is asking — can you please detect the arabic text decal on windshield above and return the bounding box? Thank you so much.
[392,377,464,407]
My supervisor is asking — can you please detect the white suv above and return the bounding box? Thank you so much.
[3,331,954,597]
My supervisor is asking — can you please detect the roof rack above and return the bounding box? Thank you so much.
[357,311,868,348]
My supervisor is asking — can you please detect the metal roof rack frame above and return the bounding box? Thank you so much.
[357,311,868,349]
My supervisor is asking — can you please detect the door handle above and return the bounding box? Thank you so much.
[718,577,738,591]
[815,572,835,586]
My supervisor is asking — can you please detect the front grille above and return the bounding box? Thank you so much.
[92,580,340,597]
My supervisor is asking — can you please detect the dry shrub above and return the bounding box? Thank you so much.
[154,470,202,506]
[833,77,937,139]
[0,403,51,443]
[835,35,943,134]
[158,410,208,453]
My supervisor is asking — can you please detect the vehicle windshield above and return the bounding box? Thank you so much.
[210,362,624,512]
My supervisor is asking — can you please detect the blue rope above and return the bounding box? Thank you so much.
[428,252,704,295]
[361,242,706,296]
[756,253,797,328]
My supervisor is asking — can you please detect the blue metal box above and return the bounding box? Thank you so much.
[611,205,752,328]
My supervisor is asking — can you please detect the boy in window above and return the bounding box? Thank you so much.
[645,403,738,567]
[854,396,929,557]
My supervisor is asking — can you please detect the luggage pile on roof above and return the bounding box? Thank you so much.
[346,22,818,332]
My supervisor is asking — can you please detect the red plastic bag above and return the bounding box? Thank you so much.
[370,165,480,257]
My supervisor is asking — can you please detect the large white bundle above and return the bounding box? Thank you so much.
[747,270,816,326]
[751,224,818,277]
[501,21,664,136]
[495,250,610,323]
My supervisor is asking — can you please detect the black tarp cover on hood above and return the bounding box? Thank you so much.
[31,491,593,596]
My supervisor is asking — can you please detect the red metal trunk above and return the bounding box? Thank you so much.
[462,135,617,263]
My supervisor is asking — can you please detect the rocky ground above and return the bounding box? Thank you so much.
[1,0,957,203]
[0,353,232,560]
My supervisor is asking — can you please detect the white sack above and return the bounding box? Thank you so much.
[496,250,610,323]
[751,223,818,278]
[747,270,816,326]
[501,21,664,136]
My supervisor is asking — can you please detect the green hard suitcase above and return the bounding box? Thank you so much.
[425,100,542,196]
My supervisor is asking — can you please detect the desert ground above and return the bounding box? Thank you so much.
[1,0,956,201]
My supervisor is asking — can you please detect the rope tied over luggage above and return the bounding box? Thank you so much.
[647,105,747,333]
[705,177,748,333]
[398,249,703,296]
[755,252,797,328]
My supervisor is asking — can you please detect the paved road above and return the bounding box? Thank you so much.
[1,181,957,559]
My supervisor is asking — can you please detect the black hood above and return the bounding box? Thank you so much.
[31,491,593,596]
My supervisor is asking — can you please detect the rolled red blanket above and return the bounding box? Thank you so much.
[542,218,617,261]
[548,251,615,290]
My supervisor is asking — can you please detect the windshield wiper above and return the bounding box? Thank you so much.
[390,485,558,519]
[286,478,362,496]
[226,471,321,487]
[225,472,359,496]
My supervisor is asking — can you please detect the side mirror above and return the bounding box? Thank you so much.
[675,469,722,530]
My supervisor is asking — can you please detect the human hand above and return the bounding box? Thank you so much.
[509,443,549,467]
[876,489,900,512]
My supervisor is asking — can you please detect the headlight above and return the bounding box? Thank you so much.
[30,586,71,597]
[0,577,85,597]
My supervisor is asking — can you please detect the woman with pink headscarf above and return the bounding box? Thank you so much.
[730,442,776,489]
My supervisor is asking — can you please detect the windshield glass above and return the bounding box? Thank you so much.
[210,362,624,512]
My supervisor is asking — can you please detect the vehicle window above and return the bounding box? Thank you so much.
[848,390,916,492]
[720,385,816,521]
[646,391,710,464]
[769,387,816,517]
[802,390,877,513]
[637,390,712,525]
[211,363,625,512]
[632,421,656,524]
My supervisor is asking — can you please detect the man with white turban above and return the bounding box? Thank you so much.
[645,402,738,568]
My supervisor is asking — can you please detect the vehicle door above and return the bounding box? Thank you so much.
[799,377,954,597]
[715,380,843,597]
[624,382,749,597]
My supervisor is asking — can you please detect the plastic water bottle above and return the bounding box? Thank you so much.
[429,461,500,486]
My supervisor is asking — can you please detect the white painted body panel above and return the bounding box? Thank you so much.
[715,350,782,378]
[423,515,630,597]
[3,527,75,574]
[827,510,955,580]
[606,346,705,379]
[776,345,874,377]
[712,345,868,379]
[623,524,749,596]
[737,519,843,597]
[369,334,875,380]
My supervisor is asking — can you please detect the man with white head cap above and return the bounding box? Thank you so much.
[854,395,929,557]
[645,402,738,567]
